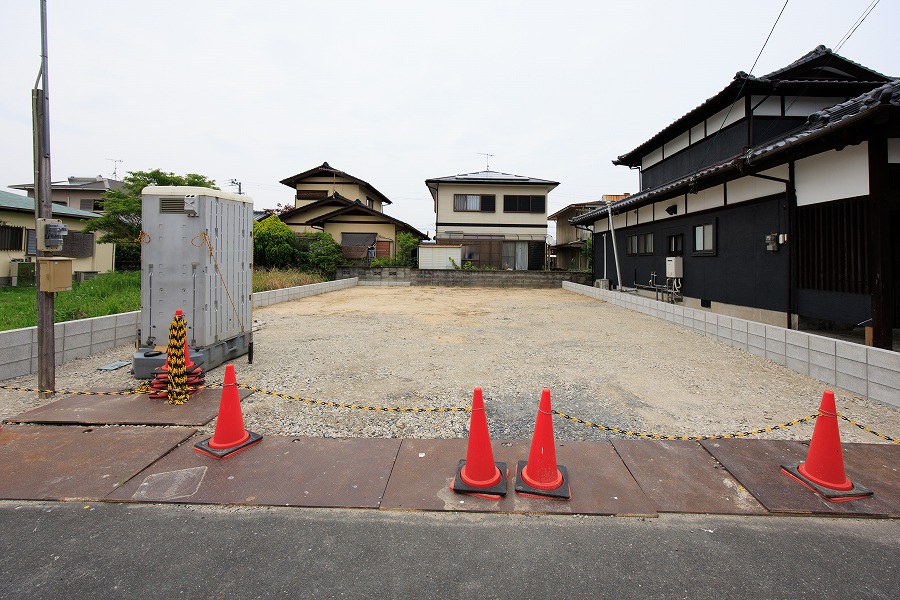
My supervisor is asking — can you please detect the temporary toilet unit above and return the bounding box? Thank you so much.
[132,186,254,378]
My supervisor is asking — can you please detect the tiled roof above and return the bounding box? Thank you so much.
[304,200,429,240]
[745,78,900,163]
[0,189,99,219]
[279,162,392,205]
[614,46,893,167]
[573,79,900,226]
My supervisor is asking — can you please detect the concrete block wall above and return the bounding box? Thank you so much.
[563,281,899,408]
[335,268,411,285]
[0,278,360,381]
[252,277,358,307]
[0,311,140,382]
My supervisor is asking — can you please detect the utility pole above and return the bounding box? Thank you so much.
[33,0,54,398]
[228,179,243,194]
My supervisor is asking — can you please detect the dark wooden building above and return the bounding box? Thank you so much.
[572,47,899,349]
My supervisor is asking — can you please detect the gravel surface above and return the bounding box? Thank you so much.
[2,286,898,444]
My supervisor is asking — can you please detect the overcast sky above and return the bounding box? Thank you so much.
[2,1,897,238]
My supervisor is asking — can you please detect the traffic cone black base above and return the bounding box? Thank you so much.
[450,459,508,498]
[194,431,263,459]
[780,464,872,502]
[514,461,571,500]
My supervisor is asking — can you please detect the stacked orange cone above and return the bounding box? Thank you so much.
[781,390,872,502]
[450,388,508,499]
[194,364,263,459]
[515,388,570,499]
[148,310,205,400]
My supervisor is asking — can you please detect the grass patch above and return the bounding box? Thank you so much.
[0,268,326,331]
[253,268,324,292]
[0,271,142,331]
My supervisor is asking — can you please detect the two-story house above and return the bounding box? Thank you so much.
[550,195,629,271]
[424,170,559,270]
[279,162,427,260]
[571,46,899,349]
[10,175,123,214]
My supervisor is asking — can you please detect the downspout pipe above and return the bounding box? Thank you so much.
[607,204,623,290]
[745,171,795,329]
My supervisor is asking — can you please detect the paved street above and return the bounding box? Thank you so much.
[1,501,897,599]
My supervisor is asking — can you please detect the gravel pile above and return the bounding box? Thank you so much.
[2,286,898,444]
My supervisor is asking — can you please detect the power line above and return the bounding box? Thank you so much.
[835,0,879,53]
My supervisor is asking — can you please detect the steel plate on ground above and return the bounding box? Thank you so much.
[3,387,253,426]
[612,439,767,515]
[379,439,657,516]
[109,435,401,508]
[701,439,900,517]
[0,425,195,501]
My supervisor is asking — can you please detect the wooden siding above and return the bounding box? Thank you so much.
[796,199,869,295]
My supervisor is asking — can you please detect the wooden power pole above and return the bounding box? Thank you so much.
[33,0,55,398]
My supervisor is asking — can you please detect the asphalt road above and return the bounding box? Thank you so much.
[1,501,897,599]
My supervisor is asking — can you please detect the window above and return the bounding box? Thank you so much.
[693,223,715,254]
[0,225,25,251]
[296,190,328,201]
[626,232,653,256]
[26,229,37,256]
[503,195,545,213]
[79,199,95,211]
[453,194,495,212]
[667,233,683,256]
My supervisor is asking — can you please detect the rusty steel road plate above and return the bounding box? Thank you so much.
[701,439,900,517]
[0,425,196,501]
[380,438,657,516]
[110,435,401,508]
[4,387,253,427]
[612,439,767,515]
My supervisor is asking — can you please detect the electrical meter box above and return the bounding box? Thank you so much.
[37,257,73,292]
[665,256,683,279]
[37,218,68,251]
[133,186,254,378]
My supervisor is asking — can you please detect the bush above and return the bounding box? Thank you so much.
[296,232,348,279]
[253,216,299,268]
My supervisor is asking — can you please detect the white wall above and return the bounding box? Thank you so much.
[726,165,789,204]
[686,185,724,213]
[795,143,869,206]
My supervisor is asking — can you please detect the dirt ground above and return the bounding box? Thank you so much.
[2,286,898,444]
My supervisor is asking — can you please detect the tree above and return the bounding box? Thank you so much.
[298,232,347,279]
[253,215,300,268]
[82,169,218,246]
[581,236,594,271]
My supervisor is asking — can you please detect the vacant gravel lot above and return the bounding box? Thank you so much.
[2,286,898,443]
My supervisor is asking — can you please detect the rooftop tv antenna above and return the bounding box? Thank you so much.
[478,152,494,171]
[106,158,123,179]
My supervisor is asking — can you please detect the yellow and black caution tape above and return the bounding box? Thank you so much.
[838,413,898,444]
[0,385,149,396]
[552,410,822,442]
[164,312,190,405]
[236,385,470,414]
[2,381,898,443]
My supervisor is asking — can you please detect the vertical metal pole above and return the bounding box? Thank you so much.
[34,0,55,398]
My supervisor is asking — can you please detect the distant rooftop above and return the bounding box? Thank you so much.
[0,189,99,219]
[425,170,559,186]
[10,175,124,193]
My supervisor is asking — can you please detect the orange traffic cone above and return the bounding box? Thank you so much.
[194,364,262,459]
[515,389,570,499]
[451,388,508,499]
[781,390,872,502]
